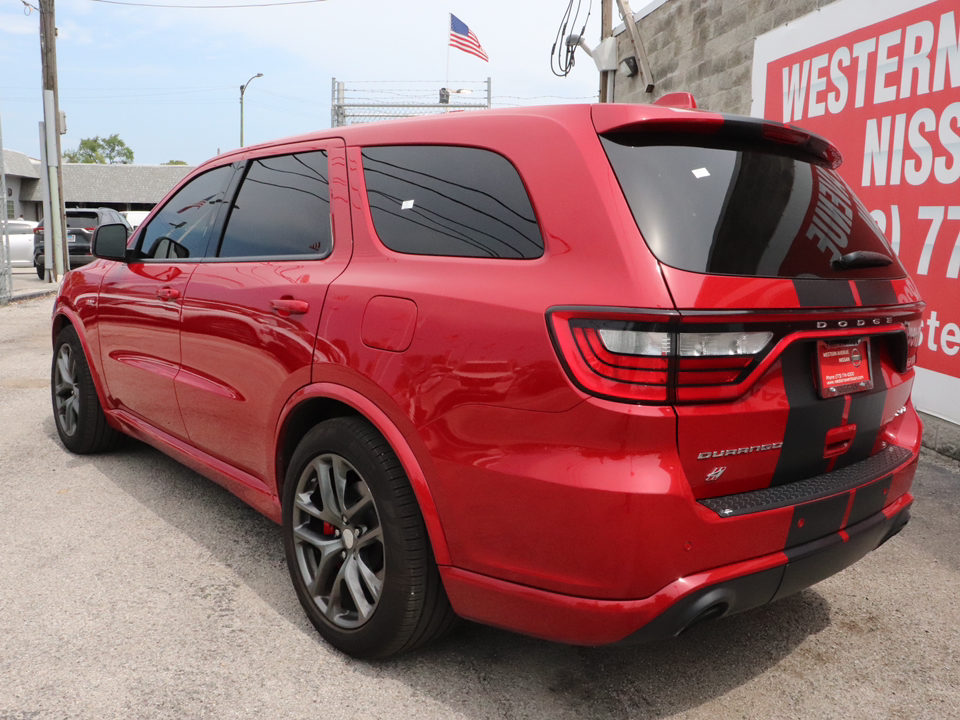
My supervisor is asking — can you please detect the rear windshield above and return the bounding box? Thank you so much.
[65,213,99,229]
[601,134,905,279]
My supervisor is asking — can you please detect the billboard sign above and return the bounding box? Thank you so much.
[752,0,960,423]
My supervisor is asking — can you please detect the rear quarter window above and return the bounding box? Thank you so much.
[601,134,906,279]
[361,145,543,259]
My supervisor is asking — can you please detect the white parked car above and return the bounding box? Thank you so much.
[2,220,38,268]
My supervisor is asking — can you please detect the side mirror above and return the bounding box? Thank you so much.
[92,223,131,261]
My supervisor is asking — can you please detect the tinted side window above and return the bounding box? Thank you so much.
[361,146,543,259]
[217,151,331,258]
[138,166,232,260]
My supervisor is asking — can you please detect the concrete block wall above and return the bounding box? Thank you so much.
[919,413,960,461]
[615,0,843,114]
[613,0,960,461]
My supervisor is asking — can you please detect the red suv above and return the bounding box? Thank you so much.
[50,102,923,658]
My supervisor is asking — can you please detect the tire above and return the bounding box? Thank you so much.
[51,325,121,454]
[36,262,44,279]
[282,417,457,658]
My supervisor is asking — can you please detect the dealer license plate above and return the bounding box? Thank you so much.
[817,339,873,398]
[67,233,77,244]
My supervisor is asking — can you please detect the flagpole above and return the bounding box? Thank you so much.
[445,13,451,92]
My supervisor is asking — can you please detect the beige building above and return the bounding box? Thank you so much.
[2,149,193,222]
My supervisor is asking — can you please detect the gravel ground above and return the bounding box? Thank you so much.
[1,295,958,720]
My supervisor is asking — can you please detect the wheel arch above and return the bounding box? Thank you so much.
[52,307,113,420]
[275,383,451,566]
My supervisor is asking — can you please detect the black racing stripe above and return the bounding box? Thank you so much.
[793,279,856,307]
[775,511,890,601]
[847,475,893,526]
[856,279,897,306]
[833,346,888,471]
[771,343,845,486]
[785,492,851,548]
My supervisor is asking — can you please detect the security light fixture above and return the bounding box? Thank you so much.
[619,56,639,77]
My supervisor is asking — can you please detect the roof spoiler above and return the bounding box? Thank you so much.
[592,106,843,169]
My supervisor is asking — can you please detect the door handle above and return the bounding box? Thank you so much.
[270,298,309,316]
[157,286,181,301]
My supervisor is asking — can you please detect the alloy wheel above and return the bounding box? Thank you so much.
[53,343,80,437]
[291,452,384,629]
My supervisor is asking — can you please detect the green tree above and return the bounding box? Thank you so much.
[63,134,134,164]
[163,160,188,165]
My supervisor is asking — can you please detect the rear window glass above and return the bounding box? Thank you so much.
[65,213,98,229]
[601,134,905,279]
[362,145,543,259]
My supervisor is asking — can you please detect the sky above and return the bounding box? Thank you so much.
[0,0,603,165]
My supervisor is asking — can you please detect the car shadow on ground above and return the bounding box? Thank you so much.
[54,421,832,719]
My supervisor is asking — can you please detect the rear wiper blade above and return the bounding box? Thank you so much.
[831,250,893,271]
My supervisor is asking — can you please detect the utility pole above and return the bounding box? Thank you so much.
[39,0,67,281]
[599,0,613,103]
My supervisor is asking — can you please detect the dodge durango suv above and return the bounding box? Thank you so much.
[50,101,923,658]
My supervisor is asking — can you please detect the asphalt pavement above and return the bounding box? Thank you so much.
[1,295,958,720]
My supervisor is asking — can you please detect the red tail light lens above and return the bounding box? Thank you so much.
[566,321,671,402]
[549,310,774,404]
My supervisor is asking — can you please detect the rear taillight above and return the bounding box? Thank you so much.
[573,323,670,402]
[905,318,922,369]
[84,227,95,232]
[549,310,774,404]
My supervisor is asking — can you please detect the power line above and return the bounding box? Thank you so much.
[257,89,323,105]
[88,0,326,7]
[551,0,593,77]
[64,89,234,99]
[243,100,323,119]
[496,95,598,100]
[1,85,234,95]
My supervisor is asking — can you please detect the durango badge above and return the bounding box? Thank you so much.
[697,442,783,460]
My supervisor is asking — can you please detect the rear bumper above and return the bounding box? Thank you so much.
[34,250,94,269]
[440,493,912,646]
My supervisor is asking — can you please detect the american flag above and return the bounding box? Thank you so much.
[449,14,489,62]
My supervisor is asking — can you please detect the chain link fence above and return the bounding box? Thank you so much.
[0,233,11,306]
[0,156,11,305]
[331,79,492,127]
